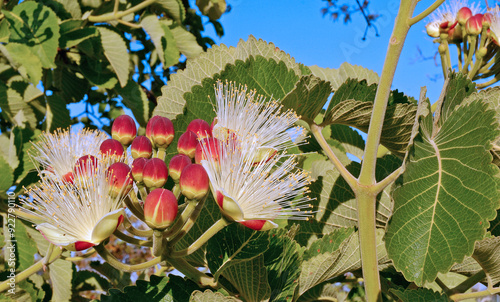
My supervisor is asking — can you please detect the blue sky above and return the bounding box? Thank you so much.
[198,0,462,103]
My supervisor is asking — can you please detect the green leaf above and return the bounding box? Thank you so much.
[296,281,348,302]
[153,0,186,23]
[141,15,180,67]
[0,155,14,193]
[325,78,377,118]
[97,27,130,88]
[79,55,118,89]
[390,288,449,302]
[115,80,151,127]
[154,35,302,119]
[3,2,60,68]
[18,276,46,302]
[281,74,332,123]
[309,62,379,91]
[14,221,38,271]
[49,259,73,302]
[89,261,131,290]
[72,269,112,294]
[46,95,71,132]
[168,23,204,59]
[437,72,476,125]
[293,155,399,247]
[60,26,98,48]
[328,124,365,161]
[0,43,43,84]
[102,275,200,302]
[207,223,270,280]
[196,0,227,20]
[218,255,271,302]
[303,227,354,261]
[190,289,242,302]
[0,19,10,43]
[52,67,89,103]
[57,0,82,19]
[472,236,500,286]
[11,127,40,183]
[0,81,37,129]
[386,99,500,285]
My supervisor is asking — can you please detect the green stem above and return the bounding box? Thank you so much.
[168,198,206,245]
[0,247,62,293]
[164,201,196,239]
[137,184,149,202]
[94,243,162,272]
[124,194,144,221]
[449,287,500,301]
[310,124,357,188]
[122,215,153,237]
[463,36,477,74]
[152,230,163,257]
[356,2,418,301]
[372,166,403,193]
[408,0,445,25]
[447,270,486,295]
[113,229,152,247]
[435,277,450,292]
[156,148,166,161]
[87,0,156,22]
[172,183,181,199]
[165,257,218,288]
[457,44,463,72]
[61,248,96,261]
[170,218,230,258]
[477,75,500,88]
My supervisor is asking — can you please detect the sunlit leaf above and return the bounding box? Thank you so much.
[390,288,449,302]
[190,289,243,301]
[98,27,130,88]
[309,62,379,91]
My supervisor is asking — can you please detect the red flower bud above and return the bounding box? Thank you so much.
[144,188,178,230]
[143,158,168,189]
[107,162,133,198]
[131,157,148,183]
[100,139,124,158]
[177,131,198,159]
[179,164,209,200]
[483,13,492,28]
[131,136,153,159]
[466,14,483,35]
[149,116,174,149]
[111,115,137,146]
[74,155,99,176]
[187,119,211,139]
[146,115,162,141]
[169,154,192,183]
[457,7,472,25]
[195,137,221,164]
[239,220,277,231]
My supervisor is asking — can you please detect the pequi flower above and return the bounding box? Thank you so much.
[489,7,500,44]
[425,1,481,36]
[199,137,313,231]
[210,80,306,162]
[31,128,108,182]
[19,159,126,251]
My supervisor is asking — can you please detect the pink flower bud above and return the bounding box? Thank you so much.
[100,139,124,158]
[179,164,209,200]
[146,116,162,141]
[131,136,153,159]
[177,131,198,159]
[187,119,211,139]
[111,115,137,146]
[169,154,192,183]
[239,220,277,231]
[457,7,472,25]
[483,13,492,28]
[74,155,99,176]
[107,162,133,198]
[143,158,169,189]
[144,188,178,230]
[149,116,174,149]
[195,137,221,164]
[466,14,483,35]
[131,157,148,183]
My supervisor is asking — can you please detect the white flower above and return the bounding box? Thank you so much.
[488,7,500,41]
[19,160,126,251]
[211,80,305,160]
[31,128,108,182]
[428,0,480,25]
[200,137,313,231]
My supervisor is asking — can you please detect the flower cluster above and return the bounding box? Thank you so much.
[425,1,500,87]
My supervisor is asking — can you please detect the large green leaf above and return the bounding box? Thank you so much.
[390,288,449,302]
[168,23,204,59]
[280,74,332,123]
[3,2,60,68]
[386,99,500,285]
[46,95,71,132]
[3,43,43,84]
[115,80,152,127]
[59,22,98,48]
[153,0,186,23]
[0,155,14,193]
[308,62,379,91]
[89,261,131,290]
[11,127,40,184]
[154,36,302,119]
[52,67,89,103]
[102,275,200,302]
[296,281,348,302]
[49,259,73,302]
[190,290,242,302]
[13,221,38,271]
[141,15,180,68]
[472,236,500,286]
[0,82,37,129]
[98,27,130,88]
[206,223,270,281]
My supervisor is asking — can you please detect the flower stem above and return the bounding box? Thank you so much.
[169,218,231,258]
[61,248,96,261]
[87,0,156,22]
[152,230,163,257]
[447,270,486,295]
[309,123,357,188]
[156,148,166,161]
[0,247,62,293]
[164,200,196,239]
[168,198,206,245]
[94,243,162,272]
[122,215,153,237]
[165,257,218,288]
[408,0,445,26]
[124,194,144,221]
[449,286,500,301]
[113,229,152,247]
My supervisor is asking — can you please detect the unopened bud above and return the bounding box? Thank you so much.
[477,46,488,57]
[107,162,133,198]
[73,155,99,186]
[466,14,483,35]
[111,115,137,146]
[187,119,212,139]
[131,158,148,183]
[131,136,153,159]
[239,220,278,231]
[144,188,178,230]
[169,154,192,183]
[195,137,221,164]
[149,116,174,149]
[483,13,492,28]
[143,158,168,189]
[179,164,209,200]
[426,22,440,38]
[100,139,124,158]
[457,7,472,25]
[177,131,198,159]
[146,116,162,140]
